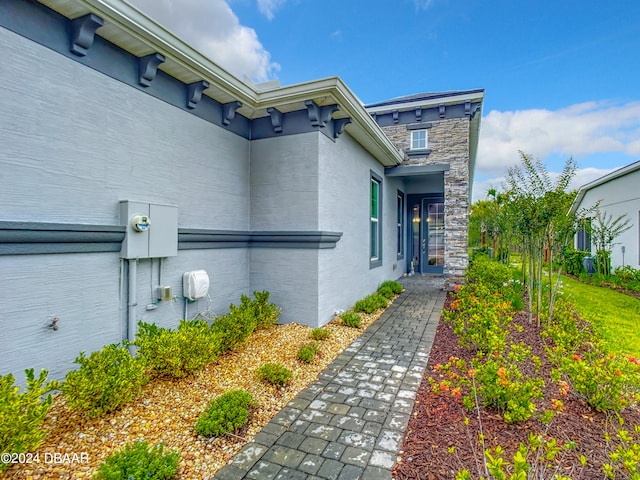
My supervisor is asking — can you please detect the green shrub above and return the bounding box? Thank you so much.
[195,390,253,437]
[341,311,362,328]
[1,369,59,471]
[554,349,640,413]
[444,282,512,353]
[93,440,179,480]
[562,247,590,276]
[136,320,221,378]
[603,426,640,479]
[378,280,403,295]
[353,293,388,314]
[256,362,292,386]
[465,255,513,290]
[251,291,282,329]
[431,343,544,424]
[297,343,319,363]
[310,328,330,341]
[211,307,255,354]
[211,291,281,353]
[377,286,395,300]
[62,343,146,417]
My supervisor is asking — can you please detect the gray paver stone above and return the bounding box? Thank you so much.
[299,436,329,455]
[337,464,365,480]
[340,446,371,467]
[263,445,306,469]
[317,458,345,480]
[246,461,281,479]
[298,454,324,475]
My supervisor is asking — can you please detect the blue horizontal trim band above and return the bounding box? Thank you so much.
[0,223,342,255]
[0,222,125,255]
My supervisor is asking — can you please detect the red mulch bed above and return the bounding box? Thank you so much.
[394,294,640,480]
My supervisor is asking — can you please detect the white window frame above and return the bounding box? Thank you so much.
[411,129,428,150]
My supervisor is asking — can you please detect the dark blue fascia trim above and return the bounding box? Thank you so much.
[0,223,343,255]
[0,0,347,143]
[372,102,482,127]
[0,221,125,255]
[385,164,450,177]
[179,229,343,249]
[250,231,343,249]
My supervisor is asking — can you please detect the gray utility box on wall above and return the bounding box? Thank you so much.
[120,200,178,259]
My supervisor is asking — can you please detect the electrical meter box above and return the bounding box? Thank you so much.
[120,200,178,259]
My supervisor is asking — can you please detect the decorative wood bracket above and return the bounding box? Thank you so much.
[392,110,399,124]
[465,100,471,116]
[305,100,340,128]
[333,118,352,139]
[415,107,422,122]
[186,80,209,109]
[266,107,283,133]
[222,101,242,126]
[138,53,165,87]
[439,104,446,118]
[470,104,481,119]
[69,13,104,56]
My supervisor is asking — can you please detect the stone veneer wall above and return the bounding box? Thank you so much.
[381,118,470,288]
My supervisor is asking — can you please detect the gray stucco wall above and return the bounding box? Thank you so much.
[576,169,640,268]
[0,26,251,383]
[248,133,320,325]
[317,134,404,325]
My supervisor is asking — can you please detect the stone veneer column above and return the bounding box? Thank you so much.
[381,118,470,289]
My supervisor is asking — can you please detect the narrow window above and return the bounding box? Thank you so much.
[577,218,592,252]
[411,129,427,150]
[370,172,382,268]
[397,191,405,259]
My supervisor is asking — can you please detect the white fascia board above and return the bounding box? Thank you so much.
[258,77,402,166]
[76,0,258,106]
[366,91,485,114]
[569,160,640,214]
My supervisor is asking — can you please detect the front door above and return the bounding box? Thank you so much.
[408,197,444,274]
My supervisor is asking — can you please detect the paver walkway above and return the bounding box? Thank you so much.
[212,276,446,480]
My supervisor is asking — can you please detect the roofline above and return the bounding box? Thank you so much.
[73,0,401,166]
[569,159,640,213]
[365,90,485,114]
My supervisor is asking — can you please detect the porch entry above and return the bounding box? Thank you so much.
[408,195,444,274]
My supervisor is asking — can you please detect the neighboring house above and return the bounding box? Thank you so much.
[570,160,640,269]
[0,0,483,382]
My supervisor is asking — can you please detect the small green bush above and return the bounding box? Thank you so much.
[62,343,146,417]
[93,440,179,480]
[341,311,362,328]
[211,291,281,353]
[310,328,330,341]
[256,362,292,386]
[195,390,253,437]
[353,293,388,314]
[377,286,395,300]
[297,343,319,363]
[251,291,282,329]
[136,320,221,378]
[554,349,640,413]
[1,369,59,471]
[378,280,403,294]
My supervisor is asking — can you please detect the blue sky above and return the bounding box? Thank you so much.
[128,0,640,201]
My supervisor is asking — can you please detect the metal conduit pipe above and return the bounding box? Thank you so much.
[127,258,137,354]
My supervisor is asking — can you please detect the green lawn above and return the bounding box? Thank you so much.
[560,275,640,357]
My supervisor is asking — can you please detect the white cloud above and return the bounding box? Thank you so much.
[413,0,436,10]
[256,0,287,20]
[477,101,640,176]
[128,0,279,81]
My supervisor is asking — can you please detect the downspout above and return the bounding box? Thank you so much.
[128,258,137,354]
